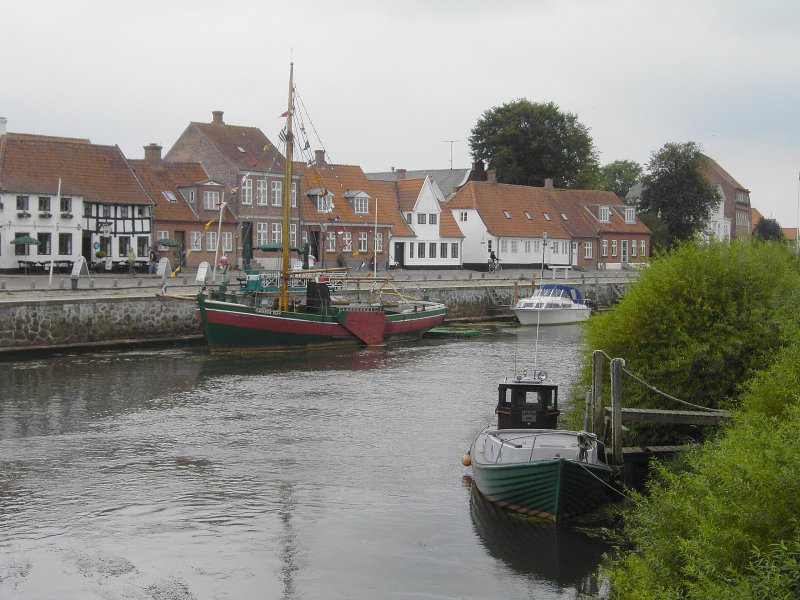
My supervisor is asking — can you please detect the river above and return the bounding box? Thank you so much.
[0,324,610,599]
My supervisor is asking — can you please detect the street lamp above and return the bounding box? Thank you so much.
[540,230,547,281]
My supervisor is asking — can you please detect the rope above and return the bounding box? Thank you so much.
[622,367,730,414]
[574,461,633,500]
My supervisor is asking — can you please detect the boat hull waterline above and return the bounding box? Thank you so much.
[512,306,591,326]
[197,298,448,350]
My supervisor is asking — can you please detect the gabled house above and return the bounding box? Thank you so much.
[294,152,398,270]
[165,111,297,268]
[128,144,235,271]
[0,119,153,273]
[391,176,463,269]
[446,174,572,270]
[545,185,651,269]
[701,155,751,240]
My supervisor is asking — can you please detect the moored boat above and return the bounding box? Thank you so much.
[195,64,447,351]
[467,372,613,522]
[512,283,590,326]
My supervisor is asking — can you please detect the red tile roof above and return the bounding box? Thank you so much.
[0,133,151,204]
[186,121,285,174]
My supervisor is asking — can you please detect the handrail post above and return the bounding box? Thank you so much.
[591,350,604,435]
[611,357,625,465]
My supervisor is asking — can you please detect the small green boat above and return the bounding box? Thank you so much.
[468,374,613,522]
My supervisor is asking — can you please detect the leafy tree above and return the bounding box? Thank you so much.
[638,142,720,248]
[753,217,784,241]
[597,159,642,200]
[468,99,599,189]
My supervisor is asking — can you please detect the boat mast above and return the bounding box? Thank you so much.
[279,63,295,311]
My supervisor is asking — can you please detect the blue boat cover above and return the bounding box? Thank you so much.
[538,283,585,303]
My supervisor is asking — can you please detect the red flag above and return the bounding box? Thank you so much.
[280,111,289,117]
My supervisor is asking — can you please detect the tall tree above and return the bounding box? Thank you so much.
[469,99,599,188]
[638,142,720,248]
[597,159,642,201]
[753,217,783,241]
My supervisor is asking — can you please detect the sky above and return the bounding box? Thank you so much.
[3,0,799,226]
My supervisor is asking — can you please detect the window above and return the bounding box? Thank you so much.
[241,178,252,204]
[222,232,233,252]
[257,180,268,205]
[16,196,29,211]
[137,236,148,256]
[511,240,518,253]
[440,243,448,258]
[417,214,427,225]
[429,213,437,225]
[271,222,282,244]
[561,241,568,254]
[611,240,618,256]
[409,242,414,258]
[405,213,412,224]
[500,239,508,252]
[206,231,218,252]
[271,181,282,206]
[290,224,297,247]
[59,233,72,255]
[38,197,51,212]
[625,207,635,224]
[503,210,511,219]
[358,232,368,252]
[533,240,540,254]
[317,193,333,212]
[561,213,569,221]
[120,205,129,218]
[157,231,169,250]
[584,241,593,259]
[84,203,91,217]
[37,233,51,255]
[487,240,493,253]
[459,211,468,222]
[524,211,532,220]
[375,233,383,252]
[354,196,368,214]
[203,190,220,210]
[162,191,177,203]
[60,197,72,213]
[640,240,646,256]
[543,212,551,221]
[326,231,336,251]
[631,240,637,257]
[524,240,531,253]
[191,232,202,250]
[118,236,132,255]
[417,242,426,258]
[451,243,459,258]
[137,205,150,218]
[341,232,352,252]
[602,240,608,256]
[429,243,437,258]
[15,232,30,256]
[102,205,111,218]
[189,191,195,206]
[291,182,297,208]
[599,206,610,222]
[256,222,269,245]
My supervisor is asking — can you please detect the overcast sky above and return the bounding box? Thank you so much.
[3,0,799,226]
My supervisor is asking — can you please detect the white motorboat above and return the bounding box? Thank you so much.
[513,284,591,325]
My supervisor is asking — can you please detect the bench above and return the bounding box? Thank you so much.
[548,265,572,279]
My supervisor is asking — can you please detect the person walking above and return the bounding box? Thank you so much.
[148,246,158,275]
[127,247,137,276]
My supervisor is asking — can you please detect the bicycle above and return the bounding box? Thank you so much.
[488,258,502,272]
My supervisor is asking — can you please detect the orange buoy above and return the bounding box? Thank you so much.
[461,454,472,467]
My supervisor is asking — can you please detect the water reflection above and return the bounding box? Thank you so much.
[469,484,609,592]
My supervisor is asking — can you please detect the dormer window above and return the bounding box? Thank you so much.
[543,212,551,221]
[503,210,511,219]
[524,211,532,220]
[162,191,177,203]
[344,190,370,214]
[625,207,635,224]
[317,192,333,213]
[599,206,610,222]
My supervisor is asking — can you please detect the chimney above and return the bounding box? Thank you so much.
[0,117,6,136]
[211,110,224,125]
[315,149,326,165]
[396,168,406,180]
[544,178,555,190]
[486,169,496,184]
[144,143,162,166]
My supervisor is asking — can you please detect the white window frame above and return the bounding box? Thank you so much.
[317,193,333,213]
[640,240,646,256]
[429,213,438,225]
[256,222,269,245]
[241,179,252,205]
[440,242,448,258]
[190,231,202,250]
[358,231,368,252]
[584,241,593,259]
[602,240,608,257]
[291,182,297,208]
[375,232,383,252]
[451,243,459,258]
[354,196,368,214]
[631,240,637,257]
[342,232,352,252]
[326,231,336,252]
[524,240,531,254]
[271,181,282,206]
[459,211,467,222]
[511,240,518,253]
[206,231,218,252]
[222,231,233,252]
[203,190,220,210]
[257,180,268,205]
[290,223,297,247]
[625,207,635,224]
[417,214,427,225]
[599,206,610,222]
[157,231,169,250]
[271,222,282,244]
[612,240,618,256]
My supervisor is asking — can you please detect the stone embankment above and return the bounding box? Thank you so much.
[0,269,636,354]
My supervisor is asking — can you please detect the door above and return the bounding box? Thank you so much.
[572,241,578,266]
[393,242,405,268]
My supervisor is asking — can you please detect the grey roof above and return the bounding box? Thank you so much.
[365,168,471,199]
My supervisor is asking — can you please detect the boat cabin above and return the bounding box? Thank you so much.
[496,374,559,429]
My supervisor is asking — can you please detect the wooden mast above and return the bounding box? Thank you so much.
[279,63,295,311]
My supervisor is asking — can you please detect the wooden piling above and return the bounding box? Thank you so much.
[611,357,625,465]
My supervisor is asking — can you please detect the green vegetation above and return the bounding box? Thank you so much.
[568,240,800,597]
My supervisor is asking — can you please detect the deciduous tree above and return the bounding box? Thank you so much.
[597,159,642,201]
[468,99,599,188]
